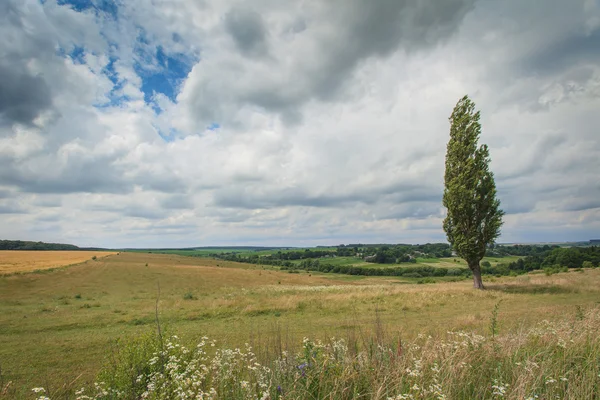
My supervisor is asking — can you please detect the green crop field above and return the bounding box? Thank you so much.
[1,252,599,399]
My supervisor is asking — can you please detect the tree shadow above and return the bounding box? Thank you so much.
[486,284,578,295]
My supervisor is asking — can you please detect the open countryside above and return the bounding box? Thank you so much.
[2,0,600,399]
[1,245,600,399]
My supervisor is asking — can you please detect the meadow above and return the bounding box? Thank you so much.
[0,252,599,399]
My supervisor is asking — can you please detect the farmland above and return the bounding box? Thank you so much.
[1,251,600,398]
[0,251,116,275]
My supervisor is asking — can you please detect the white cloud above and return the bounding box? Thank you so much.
[1,0,599,247]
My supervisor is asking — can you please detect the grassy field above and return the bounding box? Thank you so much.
[1,252,598,398]
[0,251,116,275]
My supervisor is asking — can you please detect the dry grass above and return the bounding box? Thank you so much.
[0,251,116,274]
[0,252,599,398]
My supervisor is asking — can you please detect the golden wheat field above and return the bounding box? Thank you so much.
[0,251,117,274]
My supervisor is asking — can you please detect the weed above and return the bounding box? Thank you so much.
[183,292,196,300]
[490,300,502,338]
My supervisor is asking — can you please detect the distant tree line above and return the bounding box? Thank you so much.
[488,244,560,257]
[0,240,80,251]
[213,245,600,279]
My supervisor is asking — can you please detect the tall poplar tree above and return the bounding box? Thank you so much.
[443,95,504,289]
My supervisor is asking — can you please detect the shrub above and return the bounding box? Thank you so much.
[481,260,491,267]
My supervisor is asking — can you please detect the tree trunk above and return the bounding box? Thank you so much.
[470,262,485,289]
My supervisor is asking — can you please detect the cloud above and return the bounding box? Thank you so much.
[0,64,53,126]
[175,0,476,131]
[0,0,598,247]
[224,7,269,57]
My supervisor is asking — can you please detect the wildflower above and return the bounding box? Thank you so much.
[560,377,568,382]
[545,377,557,384]
[297,362,309,376]
[492,379,508,397]
[32,388,46,393]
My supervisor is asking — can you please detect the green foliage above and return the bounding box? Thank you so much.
[481,260,491,268]
[443,96,504,286]
[95,332,162,398]
[509,247,600,272]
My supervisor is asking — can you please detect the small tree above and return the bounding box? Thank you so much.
[443,95,504,289]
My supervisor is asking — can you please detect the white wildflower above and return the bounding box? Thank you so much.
[492,379,508,397]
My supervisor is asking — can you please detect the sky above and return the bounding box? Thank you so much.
[1,0,599,248]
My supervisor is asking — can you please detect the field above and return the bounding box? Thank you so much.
[0,251,116,275]
[1,252,599,398]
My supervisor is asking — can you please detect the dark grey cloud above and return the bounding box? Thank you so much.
[0,64,53,126]
[124,206,164,220]
[0,2,56,127]
[561,198,600,213]
[307,0,476,104]
[212,181,440,210]
[224,7,268,57]
[375,201,442,221]
[87,203,165,220]
[35,214,62,223]
[523,28,600,78]
[0,200,26,214]
[0,155,131,194]
[182,0,476,129]
[160,194,194,210]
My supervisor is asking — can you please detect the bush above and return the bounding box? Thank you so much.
[481,260,491,267]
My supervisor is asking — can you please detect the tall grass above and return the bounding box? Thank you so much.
[31,307,600,399]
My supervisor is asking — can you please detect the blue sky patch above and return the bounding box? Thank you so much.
[137,46,193,105]
[56,0,118,19]
[69,46,86,64]
[55,0,194,111]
